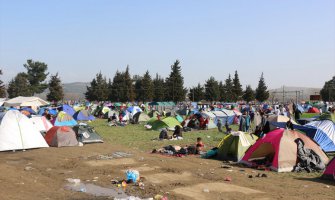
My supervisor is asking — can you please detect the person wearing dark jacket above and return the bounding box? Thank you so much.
[173,125,182,138]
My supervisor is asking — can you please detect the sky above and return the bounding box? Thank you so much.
[0,0,335,89]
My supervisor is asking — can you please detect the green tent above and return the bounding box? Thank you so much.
[175,115,184,123]
[148,117,181,130]
[217,132,258,162]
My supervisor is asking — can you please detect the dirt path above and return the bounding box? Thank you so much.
[0,143,334,200]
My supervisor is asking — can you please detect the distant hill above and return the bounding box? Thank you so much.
[35,82,88,100]
[269,86,321,103]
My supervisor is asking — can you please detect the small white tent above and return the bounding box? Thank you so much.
[0,110,49,151]
[30,116,53,133]
[4,96,49,111]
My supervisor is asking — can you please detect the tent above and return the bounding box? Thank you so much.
[221,109,236,125]
[308,107,320,113]
[44,126,78,147]
[30,116,53,133]
[53,111,77,126]
[73,110,95,121]
[267,115,297,131]
[3,96,49,108]
[138,112,150,122]
[148,117,181,130]
[21,107,36,115]
[0,110,49,151]
[240,128,329,172]
[127,106,142,117]
[175,115,184,123]
[217,131,258,161]
[60,104,76,116]
[199,111,217,129]
[72,124,103,144]
[322,157,335,181]
[301,120,335,152]
[38,107,57,116]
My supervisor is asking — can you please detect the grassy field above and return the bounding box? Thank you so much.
[301,113,320,118]
[90,119,240,151]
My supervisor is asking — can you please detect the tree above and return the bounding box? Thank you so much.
[47,73,64,102]
[123,66,135,102]
[255,72,269,102]
[23,59,49,95]
[219,81,226,102]
[243,85,255,103]
[7,72,31,98]
[224,74,234,102]
[204,76,220,101]
[85,72,109,101]
[232,70,243,101]
[0,70,6,98]
[110,70,124,102]
[165,60,187,102]
[320,76,335,102]
[152,73,165,101]
[188,83,205,102]
[136,70,153,102]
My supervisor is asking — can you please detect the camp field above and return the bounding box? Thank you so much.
[0,119,334,200]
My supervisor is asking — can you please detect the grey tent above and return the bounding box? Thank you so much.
[73,124,103,144]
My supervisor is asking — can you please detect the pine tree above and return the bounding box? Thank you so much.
[165,60,187,102]
[110,71,124,102]
[47,73,64,102]
[85,72,109,101]
[243,85,255,103]
[188,83,205,102]
[7,72,31,98]
[152,73,165,101]
[205,76,220,101]
[23,59,49,95]
[320,76,335,102]
[224,74,234,102]
[138,70,153,102]
[134,77,142,101]
[219,81,226,102]
[232,70,243,101]
[255,72,269,102]
[123,66,135,102]
[0,70,6,98]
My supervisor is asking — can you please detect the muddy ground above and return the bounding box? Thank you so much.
[0,143,334,200]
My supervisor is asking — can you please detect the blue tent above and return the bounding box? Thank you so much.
[295,120,335,152]
[297,104,305,113]
[53,111,77,126]
[38,107,57,115]
[59,104,76,116]
[73,110,95,121]
[21,107,36,115]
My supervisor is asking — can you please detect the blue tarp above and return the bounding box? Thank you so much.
[60,104,76,116]
[38,107,57,115]
[21,107,36,115]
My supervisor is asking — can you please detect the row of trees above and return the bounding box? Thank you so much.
[85,60,270,103]
[0,60,64,101]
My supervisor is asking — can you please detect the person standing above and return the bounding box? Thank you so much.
[245,112,251,132]
[217,119,223,133]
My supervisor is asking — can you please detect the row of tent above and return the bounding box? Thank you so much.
[215,129,334,180]
[0,110,103,151]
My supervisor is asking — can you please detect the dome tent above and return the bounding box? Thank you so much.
[44,126,79,147]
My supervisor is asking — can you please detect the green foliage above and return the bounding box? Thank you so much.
[165,60,187,102]
[7,72,31,98]
[219,81,226,102]
[23,59,49,95]
[152,73,165,101]
[320,76,335,102]
[110,70,124,101]
[255,72,269,102]
[205,76,220,101]
[47,73,64,102]
[232,70,243,101]
[188,83,205,101]
[85,72,109,101]
[136,70,153,102]
[124,66,135,101]
[224,74,234,102]
[243,85,255,103]
[0,70,6,98]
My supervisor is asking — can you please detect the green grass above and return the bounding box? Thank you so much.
[301,113,320,118]
[90,119,239,151]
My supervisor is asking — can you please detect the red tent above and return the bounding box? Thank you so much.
[44,126,78,147]
[308,107,320,113]
[322,157,335,181]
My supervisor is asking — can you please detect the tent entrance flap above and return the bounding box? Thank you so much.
[249,143,275,161]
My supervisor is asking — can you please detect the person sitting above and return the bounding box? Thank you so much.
[173,125,183,138]
[42,109,52,121]
[225,121,232,134]
[159,128,170,140]
[195,137,204,154]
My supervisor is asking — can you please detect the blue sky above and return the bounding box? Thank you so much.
[0,0,334,89]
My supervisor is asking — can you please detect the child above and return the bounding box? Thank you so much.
[225,120,232,134]
[217,119,223,132]
[196,137,204,154]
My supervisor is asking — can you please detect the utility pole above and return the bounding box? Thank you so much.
[282,85,285,104]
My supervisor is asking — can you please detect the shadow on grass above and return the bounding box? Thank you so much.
[294,176,335,186]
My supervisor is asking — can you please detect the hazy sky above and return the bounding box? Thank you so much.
[1,0,334,89]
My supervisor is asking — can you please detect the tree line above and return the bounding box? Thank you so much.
[2,59,333,103]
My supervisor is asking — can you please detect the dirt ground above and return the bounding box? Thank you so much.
[0,143,334,200]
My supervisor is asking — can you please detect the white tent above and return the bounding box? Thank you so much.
[4,96,49,108]
[0,98,6,106]
[30,116,53,133]
[0,110,49,151]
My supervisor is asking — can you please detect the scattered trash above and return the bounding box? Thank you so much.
[66,178,81,185]
[248,175,253,178]
[239,169,245,172]
[325,185,330,188]
[65,183,128,198]
[226,169,233,172]
[224,177,232,181]
[93,177,99,180]
[203,188,210,193]
[24,166,33,171]
[221,165,232,168]
[125,170,140,183]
